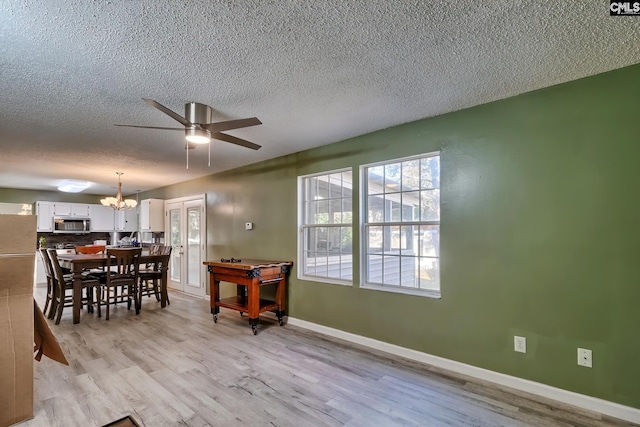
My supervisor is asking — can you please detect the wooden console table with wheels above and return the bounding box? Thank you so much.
[204,258,293,335]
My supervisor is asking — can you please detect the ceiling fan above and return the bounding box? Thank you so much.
[115,98,262,151]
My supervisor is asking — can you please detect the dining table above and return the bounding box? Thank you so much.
[57,250,170,324]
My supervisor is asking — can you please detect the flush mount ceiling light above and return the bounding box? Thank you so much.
[100,172,137,210]
[57,179,91,193]
[185,126,211,144]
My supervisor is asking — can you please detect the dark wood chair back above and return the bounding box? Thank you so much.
[147,245,172,256]
[103,248,142,320]
[47,249,67,290]
[39,248,57,319]
[46,249,102,323]
[139,246,172,303]
[106,248,142,280]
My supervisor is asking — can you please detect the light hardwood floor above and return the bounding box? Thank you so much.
[23,287,637,427]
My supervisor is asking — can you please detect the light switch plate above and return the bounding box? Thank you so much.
[514,336,526,353]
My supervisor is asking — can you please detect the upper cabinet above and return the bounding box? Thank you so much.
[90,205,137,232]
[52,202,90,217]
[115,208,137,232]
[37,201,139,233]
[89,204,115,232]
[35,201,53,232]
[139,199,164,232]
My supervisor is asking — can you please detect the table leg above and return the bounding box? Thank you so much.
[249,318,259,335]
[247,280,260,334]
[160,267,168,308]
[211,278,220,322]
[134,278,141,315]
[276,274,286,325]
[72,270,83,324]
[237,284,245,303]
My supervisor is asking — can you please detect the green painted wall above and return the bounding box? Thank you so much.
[0,188,105,204]
[100,63,640,409]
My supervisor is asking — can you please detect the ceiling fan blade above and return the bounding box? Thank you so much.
[202,117,262,133]
[143,98,192,127]
[212,132,262,150]
[114,124,184,131]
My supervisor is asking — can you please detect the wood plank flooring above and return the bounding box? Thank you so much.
[22,287,637,427]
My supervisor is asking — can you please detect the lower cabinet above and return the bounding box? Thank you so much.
[35,251,47,285]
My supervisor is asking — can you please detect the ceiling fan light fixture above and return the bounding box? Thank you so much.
[185,127,211,144]
[100,172,137,211]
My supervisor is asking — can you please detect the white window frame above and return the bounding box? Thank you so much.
[297,168,353,285]
[360,152,441,298]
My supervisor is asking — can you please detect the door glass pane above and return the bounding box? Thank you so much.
[170,208,181,282]
[186,206,201,287]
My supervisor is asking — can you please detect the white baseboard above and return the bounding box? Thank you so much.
[284,317,640,424]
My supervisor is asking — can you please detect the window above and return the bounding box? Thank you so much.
[362,153,440,297]
[298,169,353,284]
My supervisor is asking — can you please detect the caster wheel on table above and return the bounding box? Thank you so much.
[213,314,218,323]
[252,325,258,335]
[279,319,284,326]
[239,312,244,317]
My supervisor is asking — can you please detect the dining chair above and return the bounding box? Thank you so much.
[47,249,102,324]
[139,245,172,304]
[102,248,142,320]
[75,245,108,279]
[39,248,58,319]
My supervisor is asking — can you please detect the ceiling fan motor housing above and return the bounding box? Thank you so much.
[185,102,212,124]
[185,102,212,143]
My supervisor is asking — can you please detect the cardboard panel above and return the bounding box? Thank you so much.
[0,293,34,426]
[0,256,35,294]
[0,214,36,255]
[0,215,35,426]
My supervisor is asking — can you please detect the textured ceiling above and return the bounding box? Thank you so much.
[1,1,639,196]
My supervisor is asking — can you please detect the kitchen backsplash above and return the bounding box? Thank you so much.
[36,232,111,249]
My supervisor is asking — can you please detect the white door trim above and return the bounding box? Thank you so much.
[165,194,206,297]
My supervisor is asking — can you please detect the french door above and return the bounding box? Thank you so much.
[166,195,206,297]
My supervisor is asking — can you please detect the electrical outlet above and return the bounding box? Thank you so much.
[514,336,526,353]
[245,222,253,230]
[577,348,592,368]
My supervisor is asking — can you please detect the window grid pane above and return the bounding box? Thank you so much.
[364,154,440,293]
[301,170,353,282]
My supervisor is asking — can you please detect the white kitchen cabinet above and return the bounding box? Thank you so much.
[52,202,90,217]
[35,201,53,231]
[51,202,70,216]
[139,199,164,232]
[89,204,116,231]
[73,203,90,217]
[115,208,137,232]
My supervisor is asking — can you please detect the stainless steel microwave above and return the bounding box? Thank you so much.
[53,217,91,234]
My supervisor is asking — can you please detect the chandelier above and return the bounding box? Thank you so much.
[100,172,137,210]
